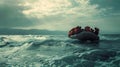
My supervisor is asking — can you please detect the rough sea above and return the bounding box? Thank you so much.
[0,34,120,67]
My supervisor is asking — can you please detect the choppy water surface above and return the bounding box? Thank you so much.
[0,35,120,67]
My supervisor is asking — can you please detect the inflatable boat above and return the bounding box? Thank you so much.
[69,31,99,43]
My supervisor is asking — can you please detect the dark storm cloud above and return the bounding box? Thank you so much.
[88,0,120,33]
[0,0,38,28]
[0,0,119,34]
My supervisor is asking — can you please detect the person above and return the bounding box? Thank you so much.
[68,26,82,37]
[68,26,99,37]
[84,26,91,32]
[68,28,75,37]
[91,28,94,33]
[94,27,99,35]
[74,26,82,34]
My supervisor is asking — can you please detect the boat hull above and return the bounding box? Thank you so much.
[70,31,99,43]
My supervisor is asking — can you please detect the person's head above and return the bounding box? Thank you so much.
[84,26,91,31]
[76,26,81,29]
[85,26,90,29]
[94,27,99,31]
[95,27,97,29]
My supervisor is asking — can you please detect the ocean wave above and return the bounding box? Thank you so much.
[0,35,120,67]
[100,35,120,41]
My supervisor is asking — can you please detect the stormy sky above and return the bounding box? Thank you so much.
[0,0,120,34]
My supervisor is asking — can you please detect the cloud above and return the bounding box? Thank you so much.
[0,0,119,33]
[0,0,38,28]
[21,0,103,18]
[16,0,106,31]
[90,0,120,16]
[20,0,71,18]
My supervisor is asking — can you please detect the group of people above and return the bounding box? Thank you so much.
[68,26,99,37]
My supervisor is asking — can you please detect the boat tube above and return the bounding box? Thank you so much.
[70,31,99,43]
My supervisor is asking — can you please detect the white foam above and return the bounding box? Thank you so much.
[0,35,119,67]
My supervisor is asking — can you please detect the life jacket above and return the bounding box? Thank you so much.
[74,28,78,34]
[68,28,75,37]
[74,27,82,34]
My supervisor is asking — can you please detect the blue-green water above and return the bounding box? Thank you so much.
[0,35,120,67]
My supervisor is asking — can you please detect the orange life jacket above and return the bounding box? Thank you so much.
[68,29,75,37]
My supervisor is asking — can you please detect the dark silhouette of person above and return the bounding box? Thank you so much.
[91,28,94,33]
[84,26,91,32]
[94,27,99,35]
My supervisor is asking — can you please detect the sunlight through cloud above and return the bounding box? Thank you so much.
[21,0,102,18]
